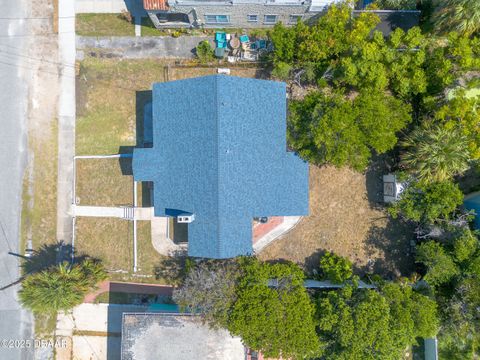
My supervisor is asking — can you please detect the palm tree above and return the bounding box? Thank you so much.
[432,0,480,36]
[400,125,471,183]
[19,260,107,313]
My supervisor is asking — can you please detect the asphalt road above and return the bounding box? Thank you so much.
[0,1,34,359]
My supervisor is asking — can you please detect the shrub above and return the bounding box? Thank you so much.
[196,40,214,64]
[416,241,459,286]
[389,180,463,224]
[271,62,292,80]
[319,251,353,283]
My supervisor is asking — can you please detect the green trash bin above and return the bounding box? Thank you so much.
[215,47,225,58]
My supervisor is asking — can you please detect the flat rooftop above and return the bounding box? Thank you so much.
[121,313,245,360]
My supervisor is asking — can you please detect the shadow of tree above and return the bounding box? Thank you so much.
[154,253,188,286]
[362,217,415,279]
[365,153,397,209]
[21,241,97,275]
[303,249,367,279]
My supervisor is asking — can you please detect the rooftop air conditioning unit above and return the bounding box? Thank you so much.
[177,214,195,223]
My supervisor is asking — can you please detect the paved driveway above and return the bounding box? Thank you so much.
[0,1,34,359]
[77,35,213,59]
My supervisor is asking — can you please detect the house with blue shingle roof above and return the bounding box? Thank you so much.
[132,75,309,259]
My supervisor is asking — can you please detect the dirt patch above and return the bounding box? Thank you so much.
[258,165,414,278]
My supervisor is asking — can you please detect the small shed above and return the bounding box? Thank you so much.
[383,174,404,203]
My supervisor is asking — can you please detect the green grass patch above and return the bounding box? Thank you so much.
[76,58,167,155]
[75,158,133,206]
[75,217,133,271]
[76,13,135,36]
[21,121,58,252]
[137,220,166,277]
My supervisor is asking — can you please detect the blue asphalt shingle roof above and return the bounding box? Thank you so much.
[133,75,309,258]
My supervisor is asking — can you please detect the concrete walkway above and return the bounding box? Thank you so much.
[73,205,153,220]
[253,216,302,253]
[57,0,76,246]
[151,217,187,256]
[76,35,213,59]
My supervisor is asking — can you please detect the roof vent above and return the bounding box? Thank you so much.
[177,214,195,223]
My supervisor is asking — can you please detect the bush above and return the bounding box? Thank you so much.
[374,0,417,10]
[271,62,292,80]
[196,40,214,64]
[389,180,463,224]
[319,251,353,283]
[416,241,459,286]
[453,229,479,262]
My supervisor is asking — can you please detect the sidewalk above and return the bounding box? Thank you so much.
[57,0,76,245]
[77,35,213,59]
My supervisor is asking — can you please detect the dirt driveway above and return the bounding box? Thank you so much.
[258,164,414,278]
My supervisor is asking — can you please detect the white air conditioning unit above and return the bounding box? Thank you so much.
[177,214,195,223]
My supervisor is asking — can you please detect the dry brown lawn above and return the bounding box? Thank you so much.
[75,158,133,206]
[258,165,414,278]
[136,220,166,276]
[75,217,133,271]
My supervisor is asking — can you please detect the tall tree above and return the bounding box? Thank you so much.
[416,241,459,286]
[432,0,480,36]
[173,260,241,328]
[317,283,438,359]
[400,125,471,183]
[288,90,411,170]
[389,180,464,224]
[19,259,107,313]
[228,258,320,359]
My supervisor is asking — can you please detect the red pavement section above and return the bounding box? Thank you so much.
[252,216,284,244]
[84,281,174,303]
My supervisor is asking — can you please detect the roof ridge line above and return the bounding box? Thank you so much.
[215,75,222,258]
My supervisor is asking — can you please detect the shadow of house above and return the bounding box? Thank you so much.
[117,90,154,205]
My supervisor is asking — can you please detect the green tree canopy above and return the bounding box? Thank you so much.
[319,251,353,283]
[452,228,479,263]
[172,260,241,328]
[431,0,480,36]
[228,258,320,359]
[173,257,320,359]
[288,89,411,170]
[434,94,480,159]
[19,259,107,313]
[416,241,459,286]
[389,180,464,224]
[317,283,438,359]
[400,125,471,183]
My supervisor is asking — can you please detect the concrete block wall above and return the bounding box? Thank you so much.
[162,3,315,28]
